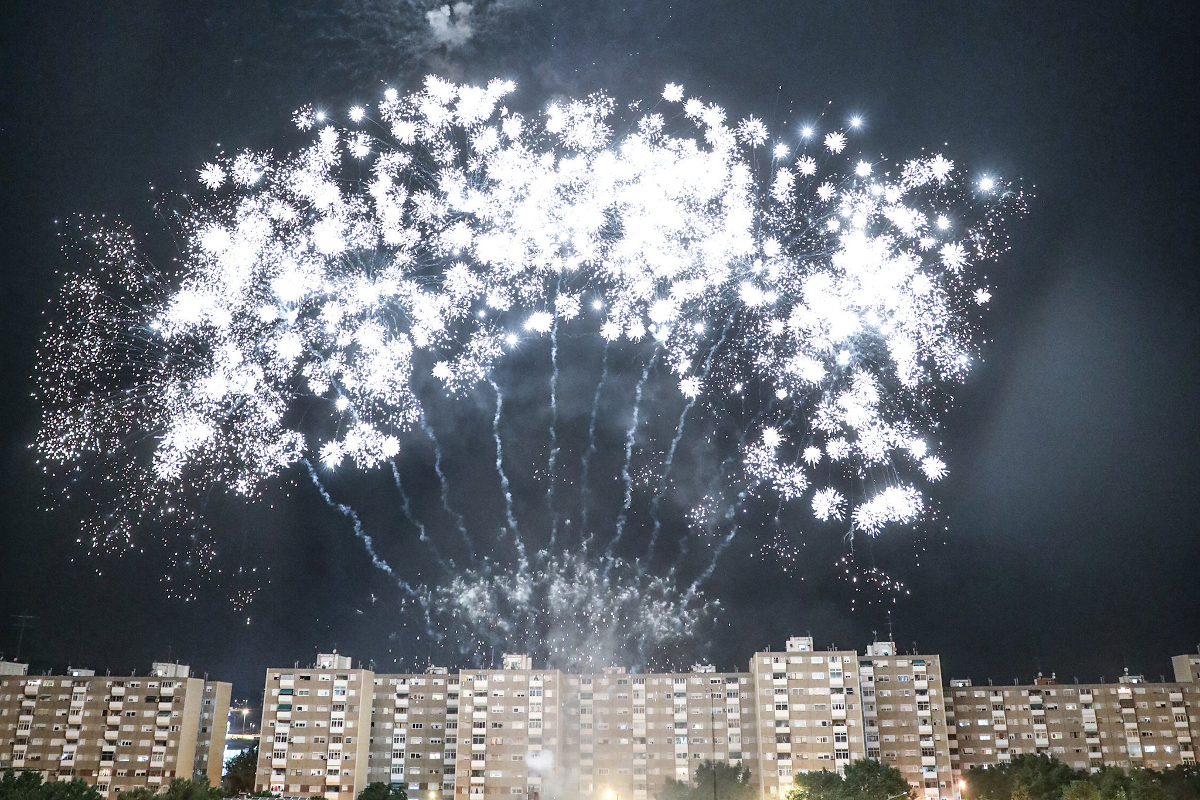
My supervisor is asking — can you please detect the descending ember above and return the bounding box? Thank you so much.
[34,77,1024,667]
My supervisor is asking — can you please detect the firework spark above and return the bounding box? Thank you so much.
[35,77,1023,666]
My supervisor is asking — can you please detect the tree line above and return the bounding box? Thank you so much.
[962,754,1200,800]
[3,752,1196,800]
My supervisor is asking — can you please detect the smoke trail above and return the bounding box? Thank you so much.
[546,302,561,550]
[303,459,423,598]
[488,377,528,573]
[418,414,476,561]
[646,324,730,562]
[388,458,451,571]
[605,350,658,565]
[687,506,740,596]
[579,344,609,550]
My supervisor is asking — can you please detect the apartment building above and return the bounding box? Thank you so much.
[565,665,752,800]
[365,665,457,793]
[258,641,953,800]
[449,660,565,800]
[750,637,864,799]
[257,653,374,798]
[260,646,1200,800]
[949,673,1200,773]
[857,643,954,799]
[0,661,231,794]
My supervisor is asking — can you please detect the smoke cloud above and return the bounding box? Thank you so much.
[426,2,474,48]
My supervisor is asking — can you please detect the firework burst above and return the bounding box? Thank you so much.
[35,76,1024,666]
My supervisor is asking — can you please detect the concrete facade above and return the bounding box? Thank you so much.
[0,662,231,793]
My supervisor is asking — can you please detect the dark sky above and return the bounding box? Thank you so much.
[1,0,1198,705]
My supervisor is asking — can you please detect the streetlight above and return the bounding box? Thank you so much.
[241,708,250,734]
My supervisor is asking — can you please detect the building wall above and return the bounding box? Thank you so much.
[453,666,565,800]
[1174,655,1200,684]
[0,665,232,794]
[949,677,1200,773]
[197,680,232,786]
[256,648,1200,800]
[858,645,954,799]
[750,638,864,800]
[365,668,458,793]
[257,662,374,798]
[569,667,752,800]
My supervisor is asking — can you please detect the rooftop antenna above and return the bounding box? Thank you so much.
[887,611,895,643]
[11,613,36,661]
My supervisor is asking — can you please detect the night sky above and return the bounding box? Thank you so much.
[1,0,1198,706]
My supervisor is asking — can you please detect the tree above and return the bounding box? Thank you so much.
[160,779,224,800]
[964,755,1085,800]
[0,770,102,800]
[117,786,225,800]
[1156,765,1200,800]
[842,759,913,800]
[223,742,259,796]
[1062,780,1102,800]
[660,761,754,800]
[790,770,852,800]
[356,784,408,800]
[962,756,1200,800]
[789,759,910,800]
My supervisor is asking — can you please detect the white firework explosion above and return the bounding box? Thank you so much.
[35,76,1024,666]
